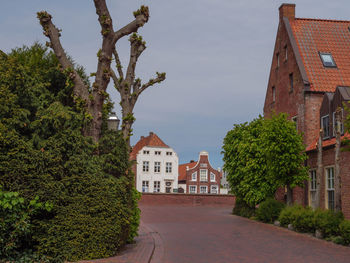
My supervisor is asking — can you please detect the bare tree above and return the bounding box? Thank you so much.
[37,1,165,145]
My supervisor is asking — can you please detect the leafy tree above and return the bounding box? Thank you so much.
[0,44,139,262]
[223,113,308,206]
[37,1,166,144]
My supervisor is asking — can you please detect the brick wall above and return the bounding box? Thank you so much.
[139,193,236,206]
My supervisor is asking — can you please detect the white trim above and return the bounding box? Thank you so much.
[200,185,208,194]
[189,185,197,194]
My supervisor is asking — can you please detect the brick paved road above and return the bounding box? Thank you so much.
[140,205,350,263]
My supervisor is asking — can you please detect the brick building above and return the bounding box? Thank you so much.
[178,151,221,194]
[263,4,350,218]
[130,132,179,193]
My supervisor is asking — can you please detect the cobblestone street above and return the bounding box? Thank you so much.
[140,205,350,263]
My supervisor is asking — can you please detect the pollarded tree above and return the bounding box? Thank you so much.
[37,1,165,145]
[261,113,308,205]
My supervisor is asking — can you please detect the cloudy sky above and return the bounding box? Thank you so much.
[1,0,350,168]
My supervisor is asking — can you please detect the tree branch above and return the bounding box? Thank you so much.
[93,0,114,38]
[138,72,166,95]
[110,68,121,93]
[113,48,124,79]
[125,34,146,87]
[37,11,89,102]
[114,6,149,41]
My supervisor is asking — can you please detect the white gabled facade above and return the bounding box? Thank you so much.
[132,133,179,193]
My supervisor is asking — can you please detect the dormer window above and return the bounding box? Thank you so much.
[321,115,330,139]
[319,52,336,68]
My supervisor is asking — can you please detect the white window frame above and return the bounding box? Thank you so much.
[154,162,161,173]
[200,169,208,182]
[189,185,197,194]
[325,167,335,211]
[191,172,197,181]
[210,172,216,182]
[153,181,160,193]
[200,185,208,194]
[210,185,218,194]
[143,161,149,172]
[142,181,149,193]
[166,151,172,156]
[166,162,172,173]
[143,150,149,155]
[155,151,161,155]
[309,169,317,208]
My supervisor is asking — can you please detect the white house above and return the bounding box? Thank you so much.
[130,132,179,193]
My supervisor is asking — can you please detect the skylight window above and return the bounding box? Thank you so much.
[319,52,336,68]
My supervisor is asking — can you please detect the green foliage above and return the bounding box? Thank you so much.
[256,198,285,223]
[313,209,344,238]
[223,113,307,207]
[232,197,255,218]
[0,44,139,262]
[339,220,350,245]
[278,205,304,227]
[292,207,315,233]
[0,189,51,262]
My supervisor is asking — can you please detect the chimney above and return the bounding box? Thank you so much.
[279,3,295,21]
[190,160,195,163]
[149,131,154,136]
[141,136,145,140]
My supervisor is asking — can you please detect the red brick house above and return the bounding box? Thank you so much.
[264,4,350,218]
[178,151,221,194]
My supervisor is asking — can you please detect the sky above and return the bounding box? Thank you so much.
[1,0,350,169]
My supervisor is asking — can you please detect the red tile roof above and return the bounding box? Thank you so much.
[306,132,350,152]
[290,18,350,92]
[178,161,197,181]
[130,132,169,160]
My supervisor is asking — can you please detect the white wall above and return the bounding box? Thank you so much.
[136,146,179,193]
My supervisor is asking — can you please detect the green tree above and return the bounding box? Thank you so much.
[223,113,308,207]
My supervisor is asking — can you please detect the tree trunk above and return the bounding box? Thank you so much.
[334,108,342,211]
[315,129,323,209]
[286,184,293,206]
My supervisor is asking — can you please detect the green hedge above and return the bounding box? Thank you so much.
[233,197,255,218]
[256,198,285,223]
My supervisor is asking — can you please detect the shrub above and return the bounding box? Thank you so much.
[256,198,285,223]
[233,197,255,218]
[339,219,350,245]
[313,209,344,238]
[0,189,51,262]
[278,205,304,227]
[292,207,315,233]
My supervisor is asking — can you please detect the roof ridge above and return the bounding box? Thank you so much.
[295,17,350,23]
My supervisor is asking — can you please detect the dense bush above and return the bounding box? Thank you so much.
[292,207,315,233]
[0,45,139,262]
[339,220,350,245]
[313,209,344,238]
[0,189,51,262]
[256,198,285,223]
[278,205,304,227]
[233,197,255,218]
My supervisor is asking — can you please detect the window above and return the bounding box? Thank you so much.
[191,172,197,181]
[211,185,218,194]
[200,169,208,182]
[292,116,298,130]
[166,151,172,156]
[166,162,172,173]
[200,163,207,168]
[154,162,160,173]
[142,181,149,193]
[272,86,276,102]
[309,170,317,208]
[325,167,335,211]
[200,185,208,194]
[143,161,149,172]
[210,172,216,182]
[155,151,161,155]
[153,181,160,193]
[189,185,197,194]
[289,73,293,92]
[276,52,280,68]
[284,45,288,61]
[333,110,344,136]
[143,150,150,155]
[321,115,330,139]
[319,52,336,68]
